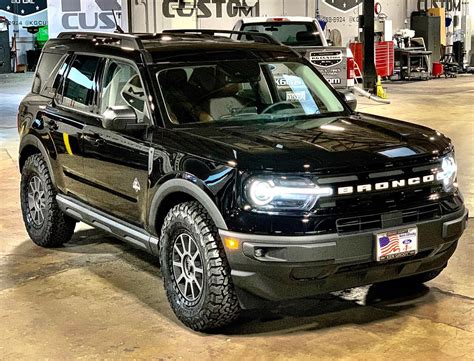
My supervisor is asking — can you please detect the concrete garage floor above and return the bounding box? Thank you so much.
[0,73,473,360]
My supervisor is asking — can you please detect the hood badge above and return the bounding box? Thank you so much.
[132,178,141,193]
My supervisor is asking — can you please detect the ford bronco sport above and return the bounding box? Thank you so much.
[18,30,468,331]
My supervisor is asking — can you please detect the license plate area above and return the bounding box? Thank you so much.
[375,227,418,261]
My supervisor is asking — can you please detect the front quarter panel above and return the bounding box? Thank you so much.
[146,130,238,235]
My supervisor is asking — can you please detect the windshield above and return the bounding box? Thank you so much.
[240,22,322,46]
[157,60,346,126]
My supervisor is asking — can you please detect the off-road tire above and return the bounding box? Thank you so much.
[20,154,76,247]
[159,201,241,331]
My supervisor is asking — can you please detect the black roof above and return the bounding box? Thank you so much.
[44,31,298,64]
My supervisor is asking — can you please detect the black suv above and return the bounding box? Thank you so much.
[18,31,468,331]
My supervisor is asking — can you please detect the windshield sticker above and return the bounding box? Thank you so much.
[286,91,306,102]
[276,77,304,87]
[282,75,319,114]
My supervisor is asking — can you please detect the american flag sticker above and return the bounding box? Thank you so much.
[376,228,418,261]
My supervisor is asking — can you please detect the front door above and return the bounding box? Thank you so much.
[82,59,152,226]
[45,54,102,202]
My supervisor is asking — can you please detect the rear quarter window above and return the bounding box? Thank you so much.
[32,52,68,97]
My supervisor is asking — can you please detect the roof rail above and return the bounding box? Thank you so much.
[161,29,281,45]
[57,31,144,50]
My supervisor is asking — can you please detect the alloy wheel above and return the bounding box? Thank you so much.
[172,233,204,302]
[27,175,47,226]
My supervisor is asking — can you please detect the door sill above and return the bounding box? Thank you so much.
[56,194,159,254]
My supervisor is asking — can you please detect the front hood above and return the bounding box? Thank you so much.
[174,114,452,173]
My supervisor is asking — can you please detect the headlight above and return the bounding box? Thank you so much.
[244,176,333,211]
[437,154,458,191]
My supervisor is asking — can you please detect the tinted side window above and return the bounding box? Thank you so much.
[101,61,149,123]
[32,52,66,97]
[60,55,100,111]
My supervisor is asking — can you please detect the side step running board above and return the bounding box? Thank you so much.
[56,194,159,255]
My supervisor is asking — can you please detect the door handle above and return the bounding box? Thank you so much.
[84,134,105,147]
[94,138,105,146]
[47,120,58,131]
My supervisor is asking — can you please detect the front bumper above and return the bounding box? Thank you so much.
[219,207,468,308]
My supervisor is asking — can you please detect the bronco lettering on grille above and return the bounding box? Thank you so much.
[337,174,437,195]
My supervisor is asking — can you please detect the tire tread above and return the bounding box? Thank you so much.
[159,201,241,331]
[21,154,75,247]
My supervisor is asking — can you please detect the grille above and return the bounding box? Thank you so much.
[336,203,441,234]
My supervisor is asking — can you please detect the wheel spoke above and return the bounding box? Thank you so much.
[191,248,200,261]
[173,261,183,269]
[192,276,202,291]
[180,234,187,253]
[194,267,203,274]
[187,236,192,255]
[29,181,35,194]
[179,234,188,254]
[190,280,196,299]
[173,243,184,258]
[175,272,185,284]
[38,210,45,223]
[184,279,190,297]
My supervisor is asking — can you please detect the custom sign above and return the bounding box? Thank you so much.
[48,0,126,37]
[323,0,361,13]
[417,0,461,12]
[162,0,259,19]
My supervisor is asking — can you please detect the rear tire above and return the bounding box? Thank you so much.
[20,154,76,247]
[159,201,241,331]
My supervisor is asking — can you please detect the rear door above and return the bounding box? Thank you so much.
[81,59,152,226]
[42,53,101,201]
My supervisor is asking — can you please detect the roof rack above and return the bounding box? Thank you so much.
[56,29,282,50]
[161,29,281,45]
[57,32,144,50]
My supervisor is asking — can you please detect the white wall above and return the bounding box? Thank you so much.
[127,0,417,42]
[126,0,470,48]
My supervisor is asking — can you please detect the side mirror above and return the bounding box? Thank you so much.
[102,106,147,132]
[339,91,357,111]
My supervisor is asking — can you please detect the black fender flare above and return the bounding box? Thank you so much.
[148,178,228,235]
[19,134,57,185]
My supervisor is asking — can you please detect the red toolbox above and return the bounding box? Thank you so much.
[350,41,395,78]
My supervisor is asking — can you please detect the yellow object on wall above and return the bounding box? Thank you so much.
[428,7,446,46]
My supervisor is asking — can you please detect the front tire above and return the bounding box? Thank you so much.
[159,201,241,331]
[20,154,76,247]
